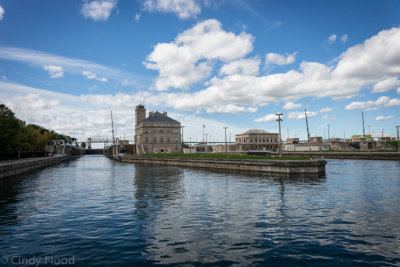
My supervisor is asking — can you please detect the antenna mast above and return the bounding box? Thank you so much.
[362,112,365,137]
[305,109,310,143]
[111,111,115,144]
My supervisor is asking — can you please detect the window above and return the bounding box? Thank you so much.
[160,137,164,142]
[160,129,164,134]
[167,137,170,142]
[174,129,178,134]
[145,137,148,143]
[174,137,178,142]
[250,138,253,143]
[145,129,148,134]
[153,137,157,142]
[167,129,171,134]
[152,129,157,134]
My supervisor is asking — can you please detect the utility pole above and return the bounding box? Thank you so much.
[205,133,208,153]
[224,127,228,154]
[304,109,311,151]
[362,112,365,137]
[276,113,283,158]
[202,125,205,143]
[396,126,400,152]
[368,125,371,136]
[327,124,330,143]
[181,126,185,144]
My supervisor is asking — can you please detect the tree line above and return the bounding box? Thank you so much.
[0,104,73,152]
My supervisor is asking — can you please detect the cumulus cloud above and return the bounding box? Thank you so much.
[219,58,260,76]
[287,111,318,120]
[320,107,332,113]
[372,77,400,93]
[376,115,395,121]
[283,102,302,110]
[144,19,253,91]
[142,0,200,19]
[82,70,108,82]
[43,65,64,78]
[265,52,297,67]
[345,96,400,110]
[341,34,348,43]
[328,34,337,44]
[81,0,117,21]
[0,5,4,20]
[254,113,279,123]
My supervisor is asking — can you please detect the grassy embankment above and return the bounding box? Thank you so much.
[126,153,309,160]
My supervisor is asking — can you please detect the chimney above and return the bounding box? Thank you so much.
[149,111,154,117]
[163,111,167,117]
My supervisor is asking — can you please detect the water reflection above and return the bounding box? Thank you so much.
[0,156,399,266]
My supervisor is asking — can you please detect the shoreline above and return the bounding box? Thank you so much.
[0,156,77,179]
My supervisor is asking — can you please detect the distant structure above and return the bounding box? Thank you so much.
[134,104,181,154]
[235,129,279,151]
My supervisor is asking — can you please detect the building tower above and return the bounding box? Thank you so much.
[135,104,146,144]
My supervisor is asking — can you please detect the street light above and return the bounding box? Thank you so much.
[396,126,400,153]
[223,127,228,154]
[276,113,283,158]
[181,126,185,143]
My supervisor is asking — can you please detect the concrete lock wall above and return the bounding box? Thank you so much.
[122,157,326,174]
[0,156,72,179]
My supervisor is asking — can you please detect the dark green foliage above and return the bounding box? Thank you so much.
[386,141,398,149]
[0,104,72,152]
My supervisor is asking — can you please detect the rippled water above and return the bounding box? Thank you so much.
[1,155,400,266]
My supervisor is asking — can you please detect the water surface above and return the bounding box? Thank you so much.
[1,156,399,266]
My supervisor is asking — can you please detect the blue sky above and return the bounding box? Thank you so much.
[0,0,400,142]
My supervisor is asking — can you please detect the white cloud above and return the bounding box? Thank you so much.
[81,0,117,21]
[1,75,7,80]
[219,58,260,76]
[43,65,64,78]
[398,87,400,94]
[319,107,332,113]
[254,113,279,123]
[321,115,336,120]
[0,46,127,79]
[134,13,141,21]
[82,70,108,82]
[328,34,337,44]
[282,102,301,110]
[265,52,297,67]
[0,5,4,20]
[144,19,254,91]
[0,81,248,142]
[142,0,200,19]
[345,96,400,110]
[341,34,348,43]
[287,111,318,120]
[372,77,400,93]
[376,115,395,121]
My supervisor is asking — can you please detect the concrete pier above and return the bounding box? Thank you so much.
[0,156,73,179]
[122,156,326,174]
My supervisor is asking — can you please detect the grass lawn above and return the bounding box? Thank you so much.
[125,153,310,160]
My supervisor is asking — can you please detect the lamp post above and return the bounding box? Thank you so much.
[224,127,228,154]
[276,113,283,158]
[396,126,400,152]
[327,124,330,143]
[181,126,185,144]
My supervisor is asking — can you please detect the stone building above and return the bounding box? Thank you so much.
[134,104,181,154]
[235,129,279,151]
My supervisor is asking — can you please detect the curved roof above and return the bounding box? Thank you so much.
[239,129,276,135]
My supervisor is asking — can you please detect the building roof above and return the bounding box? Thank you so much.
[237,129,277,135]
[141,111,180,124]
